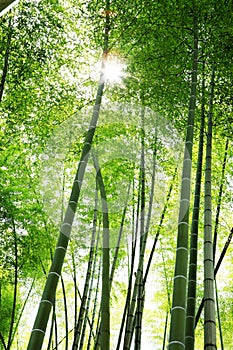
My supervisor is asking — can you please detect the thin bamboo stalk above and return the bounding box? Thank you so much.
[26,4,110,348]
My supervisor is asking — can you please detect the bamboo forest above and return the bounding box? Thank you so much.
[0,0,233,349]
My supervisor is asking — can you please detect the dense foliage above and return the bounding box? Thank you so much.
[0,0,232,349]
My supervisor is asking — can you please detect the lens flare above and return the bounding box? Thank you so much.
[104,56,126,83]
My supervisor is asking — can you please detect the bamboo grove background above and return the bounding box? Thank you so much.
[0,0,233,349]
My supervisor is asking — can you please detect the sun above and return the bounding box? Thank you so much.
[103,57,126,84]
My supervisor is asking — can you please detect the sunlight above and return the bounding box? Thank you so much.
[103,57,126,84]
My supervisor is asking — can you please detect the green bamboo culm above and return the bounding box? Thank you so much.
[195,228,233,327]
[203,67,216,350]
[134,105,146,350]
[71,181,98,350]
[93,153,110,350]
[168,7,198,350]
[185,63,205,350]
[215,279,224,349]
[213,138,229,264]
[87,243,101,350]
[123,106,146,350]
[26,4,110,349]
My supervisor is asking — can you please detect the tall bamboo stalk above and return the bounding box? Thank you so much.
[195,227,233,326]
[123,106,147,350]
[185,65,205,349]
[26,3,110,349]
[72,182,98,350]
[93,153,110,350]
[161,246,172,350]
[79,182,99,350]
[87,252,101,350]
[109,184,130,290]
[6,219,18,350]
[61,276,68,350]
[203,67,216,350]
[134,106,146,350]
[213,139,229,263]
[116,181,138,350]
[168,9,198,349]
[215,280,224,349]
[0,18,12,102]
[143,166,177,286]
